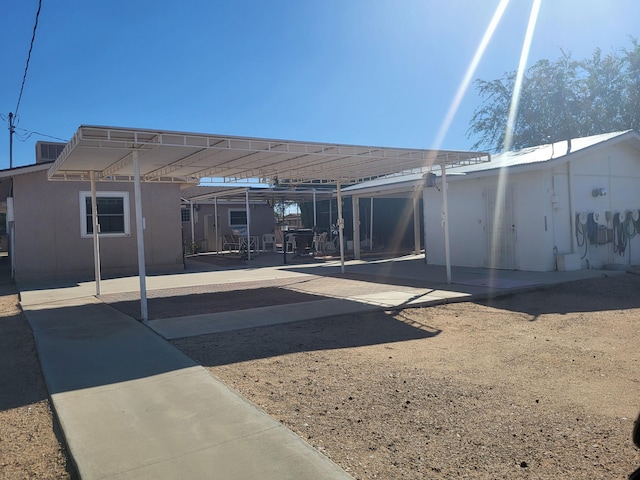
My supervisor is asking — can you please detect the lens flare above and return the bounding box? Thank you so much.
[431,0,511,153]
[490,0,541,271]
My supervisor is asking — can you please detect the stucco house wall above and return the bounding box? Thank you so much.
[12,170,183,282]
[181,202,275,251]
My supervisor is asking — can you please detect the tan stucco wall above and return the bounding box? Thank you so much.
[13,171,184,282]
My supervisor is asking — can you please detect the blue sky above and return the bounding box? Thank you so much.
[1,0,639,168]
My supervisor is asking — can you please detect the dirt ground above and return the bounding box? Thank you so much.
[174,273,640,479]
[0,282,75,480]
[2,270,639,479]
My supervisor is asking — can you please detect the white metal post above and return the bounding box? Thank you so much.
[442,162,452,284]
[190,201,195,251]
[214,197,219,253]
[90,171,101,295]
[370,197,374,251]
[352,196,360,260]
[245,189,251,261]
[313,189,317,227]
[133,150,148,321]
[413,193,421,255]
[329,197,333,239]
[568,161,577,254]
[337,182,345,273]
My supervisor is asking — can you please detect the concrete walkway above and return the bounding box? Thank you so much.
[18,255,623,479]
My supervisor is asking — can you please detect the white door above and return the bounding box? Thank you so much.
[485,185,517,269]
[204,214,220,252]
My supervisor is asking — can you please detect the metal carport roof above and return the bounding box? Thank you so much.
[48,125,490,184]
[46,125,491,321]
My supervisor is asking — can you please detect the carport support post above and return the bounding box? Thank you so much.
[370,197,374,250]
[442,161,452,284]
[214,197,219,253]
[133,150,148,322]
[337,181,345,273]
[90,171,101,295]
[245,189,251,261]
[190,201,195,252]
[313,189,317,227]
[413,193,421,255]
[352,196,360,260]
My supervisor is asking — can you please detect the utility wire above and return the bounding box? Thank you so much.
[14,126,67,142]
[14,0,43,118]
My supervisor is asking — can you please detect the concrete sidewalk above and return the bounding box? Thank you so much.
[18,255,623,479]
[22,297,354,480]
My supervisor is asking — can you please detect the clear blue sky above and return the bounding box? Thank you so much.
[1,0,639,168]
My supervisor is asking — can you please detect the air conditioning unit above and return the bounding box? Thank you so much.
[556,253,581,271]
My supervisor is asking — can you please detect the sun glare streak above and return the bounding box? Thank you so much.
[490,0,542,271]
[431,0,511,153]
[502,0,542,152]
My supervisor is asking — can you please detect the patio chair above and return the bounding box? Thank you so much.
[262,233,276,252]
[313,232,328,252]
[285,233,297,253]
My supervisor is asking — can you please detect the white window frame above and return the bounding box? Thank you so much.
[79,191,131,238]
[228,209,247,227]
[181,208,191,222]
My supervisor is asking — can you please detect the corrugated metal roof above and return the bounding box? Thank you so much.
[343,130,639,195]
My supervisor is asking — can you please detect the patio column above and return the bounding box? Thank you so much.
[313,189,317,228]
[133,150,149,321]
[245,189,251,261]
[190,201,195,251]
[214,197,219,253]
[413,192,421,255]
[352,195,360,260]
[370,197,374,251]
[337,182,345,274]
[90,171,101,296]
[442,161,452,284]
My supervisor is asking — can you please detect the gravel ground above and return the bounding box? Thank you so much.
[174,273,640,479]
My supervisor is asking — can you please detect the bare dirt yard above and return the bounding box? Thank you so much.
[2,270,639,479]
[0,281,75,480]
[174,272,640,479]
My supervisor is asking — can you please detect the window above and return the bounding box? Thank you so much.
[229,209,247,226]
[80,191,130,237]
[181,208,191,222]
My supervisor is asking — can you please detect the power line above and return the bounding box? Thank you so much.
[14,126,67,143]
[14,0,43,117]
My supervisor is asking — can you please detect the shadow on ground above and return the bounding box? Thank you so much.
[103,287,328,320]
[475,273,640,318]
[172,310,441,367]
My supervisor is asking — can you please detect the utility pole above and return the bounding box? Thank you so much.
[8,112,15,169]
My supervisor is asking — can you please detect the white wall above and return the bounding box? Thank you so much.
[424,170,555,271]
[565,142,640,268]
[423,140,640,272]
